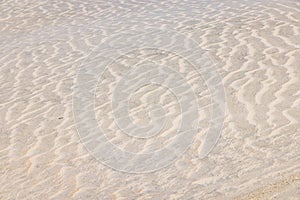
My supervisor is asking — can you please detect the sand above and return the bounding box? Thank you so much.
[0,0,300,199]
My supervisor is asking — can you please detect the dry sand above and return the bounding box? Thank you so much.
[0,0,300,199]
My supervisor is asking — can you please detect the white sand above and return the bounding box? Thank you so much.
[0,0,299,199]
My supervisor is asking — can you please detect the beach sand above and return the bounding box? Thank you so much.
[0,0,299,199]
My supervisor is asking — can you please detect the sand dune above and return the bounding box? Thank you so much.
[0,0,299,199]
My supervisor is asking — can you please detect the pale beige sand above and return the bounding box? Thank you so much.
[0,0,300,199]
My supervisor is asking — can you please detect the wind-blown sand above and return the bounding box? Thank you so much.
[0,0,300,199]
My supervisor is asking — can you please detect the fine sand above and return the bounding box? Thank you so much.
[0,0,300,199]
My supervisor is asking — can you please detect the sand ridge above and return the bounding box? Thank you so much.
[0,0,299,199]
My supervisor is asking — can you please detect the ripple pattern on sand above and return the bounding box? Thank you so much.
[0,0,299,199]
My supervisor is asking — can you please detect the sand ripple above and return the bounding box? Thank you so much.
[0,0,299,199]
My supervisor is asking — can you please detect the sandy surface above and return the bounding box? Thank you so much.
[0,0,300,199]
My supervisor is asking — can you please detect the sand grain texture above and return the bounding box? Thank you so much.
[0,0,299,199]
